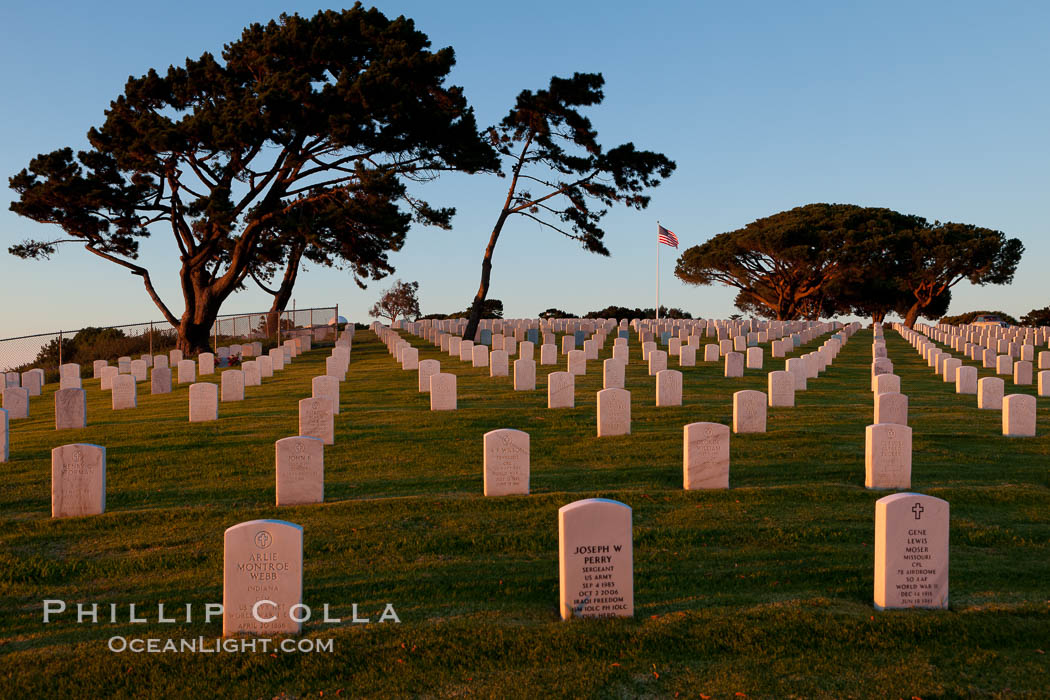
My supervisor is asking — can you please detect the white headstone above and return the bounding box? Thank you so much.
[1002,394,1036,437]
[977,376,1004,410]
[111,374,137,410]
[1013,360,1033,386]
[874,392,908,426]
[418,359,440,393]
[311,375,340,415]
[177,359,196,384]
[567,349,586,376]
[865,424,912,489]
[767,370,795,407]
[724,352,744,378]
[483,429,530,496]
[223,519,303,636]
[275,436,324,505]
[655,369,682,406]
[547,371,575,408]
[59,363,81,390]
[683,422,730,489]
[874,373,901,394]
[558,498,633,620]
[51,443,105,518]
[2,387,29,419]
[603,359,625,390]
[490,350,509,377]
[874,493,949,610]
[221,370,245,402]
[648,350,667,376]
[258,355,274,378]
[151,367,172,395]
[189,382,218,422]
[21,370,42,396]
[198,353,215,376]
[55,388,86,430]
[540,343,557,365]
[597,388,631,436]
[429,373,457,411]
[732,390,767,433]
[746,346,763,370]
[298,397,334,444]
[269,348,285,372]
[242,360,261,387]
[514,359,536,391]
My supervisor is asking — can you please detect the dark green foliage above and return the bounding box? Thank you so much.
[674,203,1024,326]
[446,299,504,319]
[1019,306,1050,327]
[583,305,692,319]
[538,308,573,319]
[463,72,675,339]
[9,5,495,351]
[940,310,1020,325]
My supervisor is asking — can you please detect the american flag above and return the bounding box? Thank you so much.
[657,225,679,248]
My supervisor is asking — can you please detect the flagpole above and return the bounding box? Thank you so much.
[655,221,660,321]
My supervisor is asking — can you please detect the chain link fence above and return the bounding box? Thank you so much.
[1,306,339,380]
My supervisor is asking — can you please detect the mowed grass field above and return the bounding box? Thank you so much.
[2,325,1048,698]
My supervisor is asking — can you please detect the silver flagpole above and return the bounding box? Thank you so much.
[656,222,660,321]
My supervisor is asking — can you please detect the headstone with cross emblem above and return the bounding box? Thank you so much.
[275,436,324,506]
[865,423,912,489]
[51,444,106,518]
[223,519,303,636]
[874,493,949,610]
[483,429,530,496]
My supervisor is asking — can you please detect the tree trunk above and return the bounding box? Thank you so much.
[264,244,305,338]
[464,211,509,341]
[872,311,886,324]
[177,317,215,355]
[903,303,921,328]
[175,268,228,354]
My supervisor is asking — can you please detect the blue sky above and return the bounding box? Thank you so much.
[1,0,1048,336]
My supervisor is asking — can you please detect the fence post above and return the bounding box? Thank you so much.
[214,319,218,350]
[150,322,154,357]
[335,303,339,338]
[58,330,63,367]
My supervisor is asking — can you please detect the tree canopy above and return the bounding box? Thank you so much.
[674,203,1023,326]
[9,5,495,351]
[370,279,420,323]
[1020,306,1050,327]
[460,72,675,339]
[940,309,1020,325]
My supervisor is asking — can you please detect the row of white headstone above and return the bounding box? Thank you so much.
[217,488,949,637]
[44,329,357,517]
[893,323,1039,437]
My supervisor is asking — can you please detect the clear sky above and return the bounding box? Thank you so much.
[1,0,1048,337]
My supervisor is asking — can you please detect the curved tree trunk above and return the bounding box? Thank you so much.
[872,310,886,324]
[903,303,921,328]
[464,211,509,341]
[264,243,305,338]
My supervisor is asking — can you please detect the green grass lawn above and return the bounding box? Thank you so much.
[2,325,1048,698]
